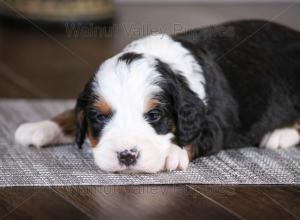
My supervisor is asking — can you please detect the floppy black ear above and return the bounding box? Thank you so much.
[75,91,88,148]
[173,79,224,156]
[169,40,239,157]
[156,60,205,145]
[174,88,205,145]
[156,58,226,157]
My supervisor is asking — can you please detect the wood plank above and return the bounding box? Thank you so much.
[191,185,300,220]
[259,186,300,219]
[53,185,240,220]
[0,75,37,98]
[1,4,300,99]
[0,187,91,220]
[0,22,113,99]
[0,187,34,218]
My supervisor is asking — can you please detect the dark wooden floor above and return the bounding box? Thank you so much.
[0,3,300,220]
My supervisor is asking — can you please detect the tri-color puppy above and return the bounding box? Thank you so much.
[15,20,300,173]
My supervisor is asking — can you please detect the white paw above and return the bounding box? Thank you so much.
[165,145,189,171]
[15,120,62,148]
[260,128,300,149]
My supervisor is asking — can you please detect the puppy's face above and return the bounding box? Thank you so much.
[77,53,178,173]
[76,50,205,173]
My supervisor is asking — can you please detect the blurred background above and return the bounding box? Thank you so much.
[0,0,299,99]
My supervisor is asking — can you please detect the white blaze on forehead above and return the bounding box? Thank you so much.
[95,54,162,113]
[124,34,206,104]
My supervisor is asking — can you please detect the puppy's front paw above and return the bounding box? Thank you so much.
[165,145,189,171]
[15,120,62,148]
[260,128,300,149]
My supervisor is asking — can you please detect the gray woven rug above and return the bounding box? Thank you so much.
[0,100,300,186]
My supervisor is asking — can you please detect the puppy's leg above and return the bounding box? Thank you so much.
[15,109,76,148]
[260,120,300,149]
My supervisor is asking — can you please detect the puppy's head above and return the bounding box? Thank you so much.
[75,52,205,173]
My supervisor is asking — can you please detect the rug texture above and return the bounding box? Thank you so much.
[0,100,300,186]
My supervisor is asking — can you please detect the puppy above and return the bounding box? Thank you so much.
[15,20,300,173]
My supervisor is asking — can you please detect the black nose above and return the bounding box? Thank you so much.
[117,148,139,166]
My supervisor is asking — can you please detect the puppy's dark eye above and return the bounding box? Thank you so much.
[88,109,111,124]
[145,109,162,123]
[96,113,110,123]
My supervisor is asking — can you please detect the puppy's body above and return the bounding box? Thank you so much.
[15,20,300,173]
[175,20,300,151]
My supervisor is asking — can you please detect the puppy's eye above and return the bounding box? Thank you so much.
[88,109,111,124]
[145,109,162,123]
[96,113,110,123]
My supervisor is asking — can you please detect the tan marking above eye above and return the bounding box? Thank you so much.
[95,98,112,115]
[145,99,160,113]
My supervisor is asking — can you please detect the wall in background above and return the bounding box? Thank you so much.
[115,0,297,3]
